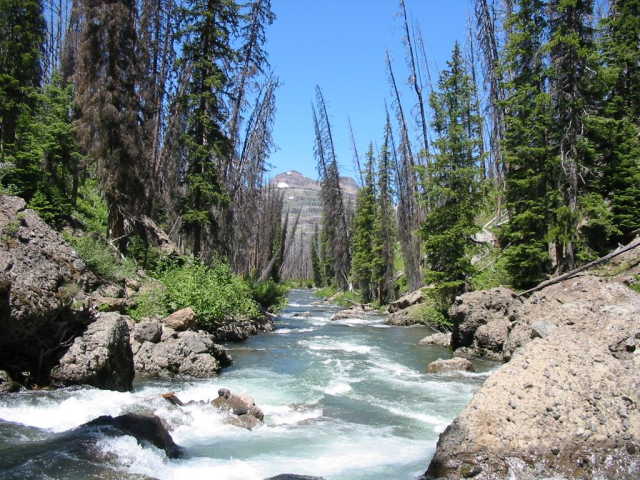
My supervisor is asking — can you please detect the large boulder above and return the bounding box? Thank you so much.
[449,287,521,354]
[386,303,423,326]
[424,277,640,479]
[212,388,264,421]
[161,307,196,331]
[426,357,474,374]
[134,328,231,378]
[0,370,20,393]
[50,312,134,391]
[81,413,183,458]
[388,288,425,313]
[212,316,274,342]
[419,332,452,348]
[0,195,101,383]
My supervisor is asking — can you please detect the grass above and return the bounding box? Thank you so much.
[66,234,137,282]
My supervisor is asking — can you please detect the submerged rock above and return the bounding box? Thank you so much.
[50,312,134,391]
[81,413,184,459]
[426,357,474,373]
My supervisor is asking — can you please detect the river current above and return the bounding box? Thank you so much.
[0,289,493,480]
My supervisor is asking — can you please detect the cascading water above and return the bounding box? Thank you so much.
[0,289,493,480]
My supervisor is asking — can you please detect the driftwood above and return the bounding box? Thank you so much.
[518,238,640,297]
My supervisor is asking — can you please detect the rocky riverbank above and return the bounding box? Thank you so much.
[0,195,273,391]
[423,243,640,479]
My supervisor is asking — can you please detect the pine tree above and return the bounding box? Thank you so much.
[75,0,147,249]
[351,145,377,303]
[547,0,596,270]
[176,0,238,258]
[422,43,482,296]
[500,0,554,288]
[311,225,323,287]
[371,117,397,304]
[591,0,640,244]
[0,0,45,156]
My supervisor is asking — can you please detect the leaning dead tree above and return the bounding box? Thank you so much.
[313,86,351,290]
[386,55,423,291]
[474,0,506,181]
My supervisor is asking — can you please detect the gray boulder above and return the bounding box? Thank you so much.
[424,276,640,479]
[134,329,231,378]
[426,357,475,374]
[50,312,134,391]
[449,287,521,359]
[388,288,425,313]
[133,319,162,344]
[0,195,101,383]
[161,307,197,331]
[419,332,452,348]
[212,388,264,423]
[0,370,20,393]
[212,316,274,342]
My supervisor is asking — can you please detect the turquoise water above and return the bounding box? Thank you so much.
[0,289,492,480]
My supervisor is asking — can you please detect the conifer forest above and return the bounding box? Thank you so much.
[1,1,640,479]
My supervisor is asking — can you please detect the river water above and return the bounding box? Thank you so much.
[0,289,493,480]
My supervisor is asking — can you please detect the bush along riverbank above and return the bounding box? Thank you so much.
[0,193,287,392]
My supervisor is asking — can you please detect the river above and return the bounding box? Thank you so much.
[0,289,493,480]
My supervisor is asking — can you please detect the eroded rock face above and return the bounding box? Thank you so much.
[50,312,134,391]
[426,357,474,373]
[134,328,231,378]
[449,287,521,359]
[212,316,274,342]
[425,276,640,479]
[0,195,101,383]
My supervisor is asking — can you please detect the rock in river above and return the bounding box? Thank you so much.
[426,357,474,374]
[50,312,134,391]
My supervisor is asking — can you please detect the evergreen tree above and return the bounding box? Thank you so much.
[75,0,147,249]
[547,0,596,269]
[3,75,83,227]
[351,145,377,303]
[590,0,640,244]
[499,0,554,288]
[0,0,45,156]
[422,43,482,295]
[311,225,323,287]
[176,0,238,258]
[371,117,397,304]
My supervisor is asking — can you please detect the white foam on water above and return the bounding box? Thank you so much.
[273,328,315,334]
[264,405,323,426]
[323,381,353,395]
[299,339,374,355]
[0,389,149,432]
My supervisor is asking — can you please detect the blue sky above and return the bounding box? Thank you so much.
[264,0,474,181]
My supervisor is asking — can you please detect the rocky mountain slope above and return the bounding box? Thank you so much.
[270,170,358,239]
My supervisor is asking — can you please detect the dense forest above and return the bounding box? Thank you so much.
[310,0,640,322]
[1,0,639,325]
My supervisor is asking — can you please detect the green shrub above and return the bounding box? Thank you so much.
[147,261,260,331]
[66,234,136,282]
[631,276,640,294]
[470,246,512,291]
[417,303,452,330]
[128,282,169,321]
[314,285,337,299]
[74,180,108,235]
[248,280,288,313]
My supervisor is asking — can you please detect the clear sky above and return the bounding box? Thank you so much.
[264,0,474,182]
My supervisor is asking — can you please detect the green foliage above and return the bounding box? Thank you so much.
[73,180,108,235]
[314,285,337,299]
[630,277,640,295]
[416,303,452,331]
[422,43,482,295]
[470,246,513,291]
[248,280,288,313]
[157,261,260,331]
[1,77,82,229]
[128,283,170,321]
[351,145,377,302]
[66,234,136,282]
